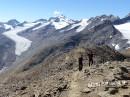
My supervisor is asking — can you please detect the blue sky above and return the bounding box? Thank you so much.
[0,0,130,22]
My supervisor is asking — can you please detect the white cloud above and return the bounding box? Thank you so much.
[53,10,62,16]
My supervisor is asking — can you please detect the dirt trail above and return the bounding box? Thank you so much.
[68,71,84,97]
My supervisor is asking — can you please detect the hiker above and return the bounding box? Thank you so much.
[88,51,94,66]
[78,55,83,71]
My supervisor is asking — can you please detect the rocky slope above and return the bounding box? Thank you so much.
[0,45,129,97]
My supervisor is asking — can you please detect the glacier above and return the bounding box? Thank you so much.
[3,23,38,56]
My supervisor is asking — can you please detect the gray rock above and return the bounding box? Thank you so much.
[109,88,118,95]
[81,88,92,93]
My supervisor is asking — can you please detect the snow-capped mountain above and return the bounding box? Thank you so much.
[0,23,12,32]
[0,13,130,72]
[48,15,77,30]
[0,19,20,33]
[113,13,130,25]
[6,19,20,27]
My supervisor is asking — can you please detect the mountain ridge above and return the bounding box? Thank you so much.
[0,13,130,72]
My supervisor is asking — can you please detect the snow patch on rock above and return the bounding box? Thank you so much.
[76,19,89,32]
[33,22,50,30]
[50,15,75,30]
[0,67,8,73]
[52,21,69,30]
[63,19,89,32]
[115,44,120,50]
[4,24,13,30]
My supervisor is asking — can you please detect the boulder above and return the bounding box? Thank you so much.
[109,88,118,95]
[81,88,92,93]
[122,95,130,97]
[120,67,129,73]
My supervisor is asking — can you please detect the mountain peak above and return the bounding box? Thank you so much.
[34,19,47,23]
[88,14,120,24]
[7,19,20,27]
[125,13,130,18]
[48,15,77,30]
[49,15,76,24]
[56,14,66,19]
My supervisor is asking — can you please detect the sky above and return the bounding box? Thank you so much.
[0,0,130,22]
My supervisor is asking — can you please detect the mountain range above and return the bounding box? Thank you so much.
[0,13,130,71]
[0,13,130,97]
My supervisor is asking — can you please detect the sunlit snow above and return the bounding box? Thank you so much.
[76,19,89,32]
[33,22,50,30]
[114,23,130,43]
[115,44,120,50]
[64,19,89,32]
[52,21,69,29]
[4,24,13,30]
[50,15,75,30]
[3,23,38,56]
